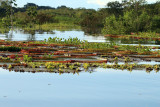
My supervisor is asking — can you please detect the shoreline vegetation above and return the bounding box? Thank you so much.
[0,0,159,35]
[0,23,81,34]
[21,23,81,34]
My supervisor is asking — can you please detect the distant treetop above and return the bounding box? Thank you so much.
[24,3,37,8]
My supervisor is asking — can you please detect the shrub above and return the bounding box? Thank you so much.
[102,15,125,35]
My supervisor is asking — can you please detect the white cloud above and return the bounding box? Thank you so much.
[87,0,121,7]
[87,0,107,7]
[87,0,105,6]
[87,0,158,7]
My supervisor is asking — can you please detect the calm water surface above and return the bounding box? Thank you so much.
[0,30,106,42]
[0,68,160,107]
[1,29,160,45]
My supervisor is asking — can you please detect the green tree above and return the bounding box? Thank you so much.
[155,1,160,15]
[151,15,160,32]
[9,0,17,29]
[1,17,10,32]
[102,15,125,35]
[36,12,55,29]
[80,12,102,28]
[122,0,146,11]
[26,6,37,28]
[123,10,151,33]
[106,1,123,16]
[0,0,17,29]
[102,9,152,34]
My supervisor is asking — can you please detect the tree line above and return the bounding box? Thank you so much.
[102,0,160,34]
[0,0,160,34]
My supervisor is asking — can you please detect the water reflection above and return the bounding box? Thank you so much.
[0,68,160,107]
[1,66,159,74]
[81,27,102,35]
[1,28,160,45]
[106,37,160,45]
[0,29,106,42]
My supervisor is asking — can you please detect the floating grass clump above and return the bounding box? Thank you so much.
[119,44,151,54]
[45,37,87,45]
[81,42,115,49]
[3,61,160,73]
[23,55,33,63]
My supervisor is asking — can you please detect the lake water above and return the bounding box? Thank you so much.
[0,29,160,107]
[0,68,160,107]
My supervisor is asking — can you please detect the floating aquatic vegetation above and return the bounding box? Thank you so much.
[0,37,159,73]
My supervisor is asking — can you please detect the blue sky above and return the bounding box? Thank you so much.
[16,0,101,9]
[12,0,160,9]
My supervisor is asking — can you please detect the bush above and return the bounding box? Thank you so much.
[123,10,151,33]
[80,12,104,28]
[102,15,125,35]
[102,10,153,34]
[151,15,160,33]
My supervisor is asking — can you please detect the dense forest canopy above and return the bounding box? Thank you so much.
[0,0,160,34]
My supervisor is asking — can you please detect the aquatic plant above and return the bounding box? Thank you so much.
[100,63,108,68]
[119,44,151,54]
[124,56,131,64]
[8,64,13,69]
[119,64,126,70]
[154,65,160,71]
[114,57,118,64]
[83,63,90,69]
[69,65,75,70]
[81,42,115,49]
[23,55,33,62]
[46,37,86,45]
[76,67,81,71]
[127,64,134,71]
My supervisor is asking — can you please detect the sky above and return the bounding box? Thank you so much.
[1,0,159,9]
